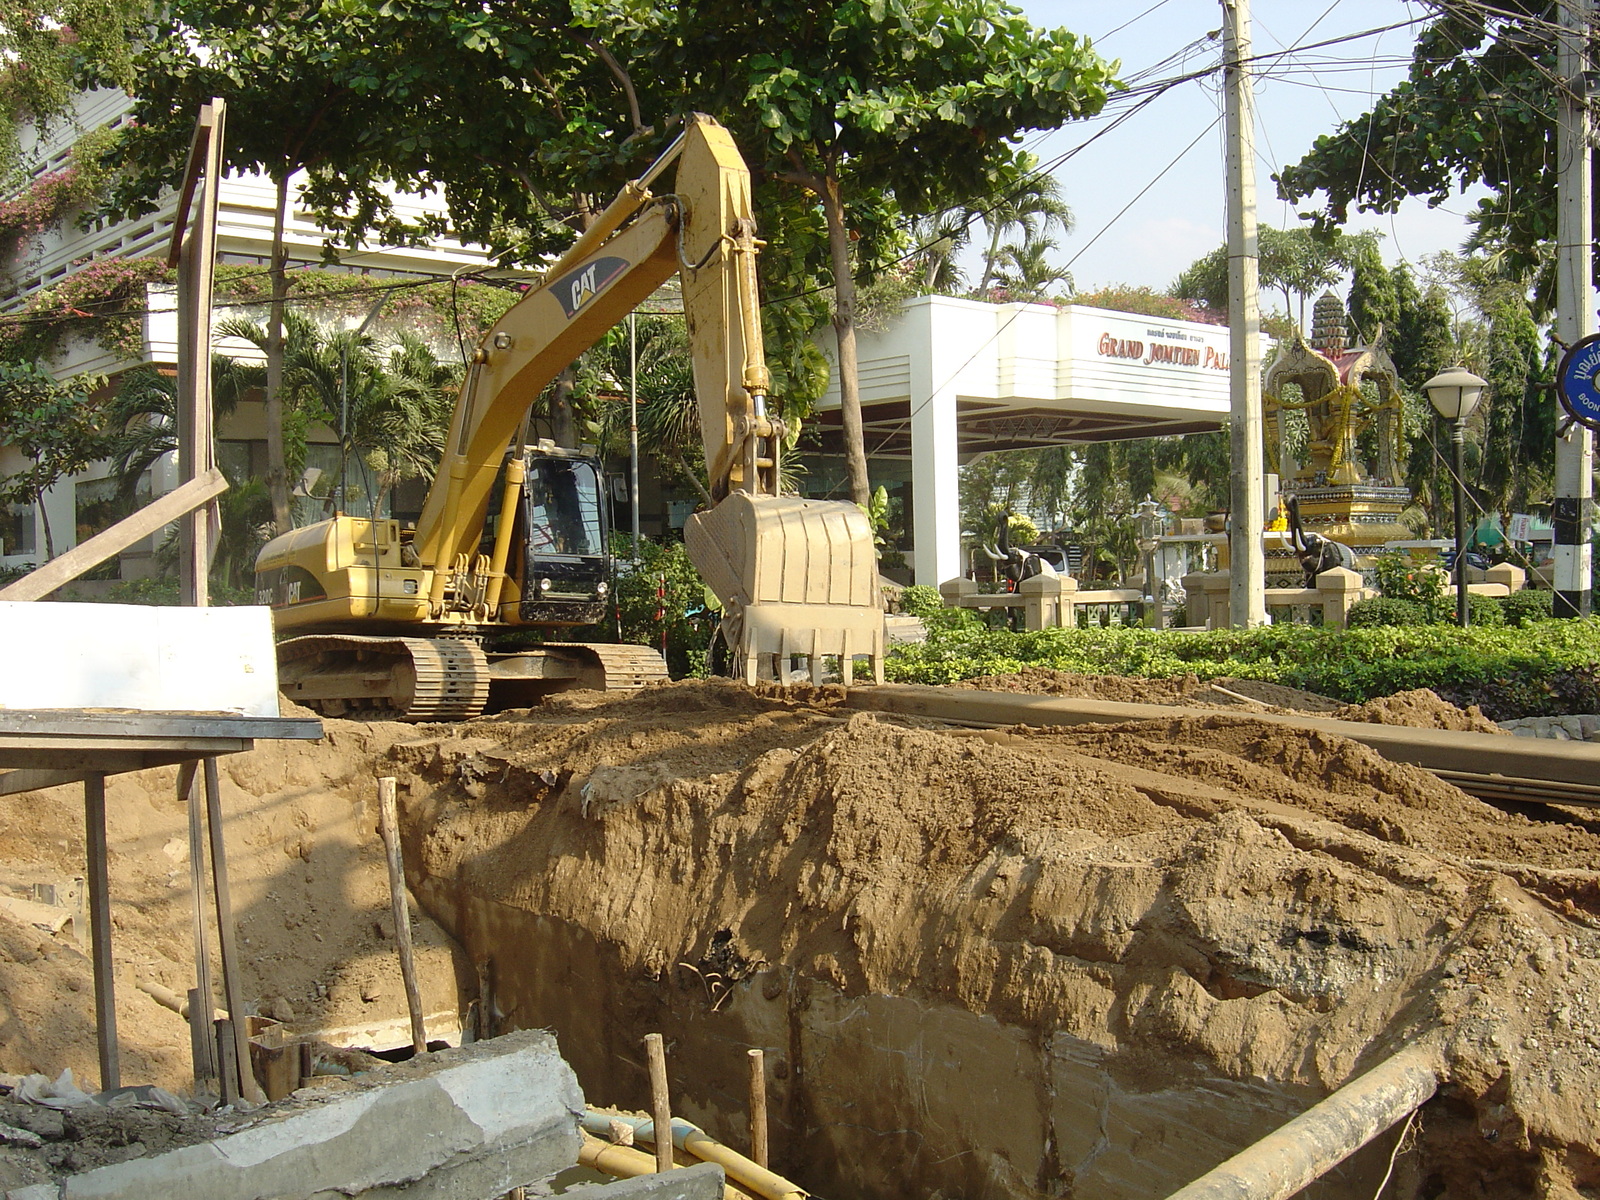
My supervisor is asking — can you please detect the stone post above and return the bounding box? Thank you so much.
[1485,562,1526,594]
[1315,566,1365,629]
[1202,572,1232,629]
[1020,573,1075,630]
[939,577,978,609]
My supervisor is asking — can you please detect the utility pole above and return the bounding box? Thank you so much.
[1555,0,1594,618]
[1223,0,1266,627]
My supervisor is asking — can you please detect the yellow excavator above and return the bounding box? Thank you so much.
[255,115,883,721]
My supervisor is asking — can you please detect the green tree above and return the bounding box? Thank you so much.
[0,362,109,559]
[972,152,1072,297]
[0,0,147,174]
[1346,243,1398,347]
[1172,226,1378,332]
[605,0,1117,506]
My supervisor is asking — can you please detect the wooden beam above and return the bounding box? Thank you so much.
[179,761,218,1090]
[84,773,119,1090]
[0,469,227,602]
[0,768,92,796]
[204,757,265,1104]
[847,687,1600,789]
[165,101,221,268]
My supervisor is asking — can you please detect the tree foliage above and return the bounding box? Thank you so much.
[1274,3,1569,300]
[0,361,108,559]
[1172,225,1379,331]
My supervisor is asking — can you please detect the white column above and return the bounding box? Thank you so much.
[909,302,962,586]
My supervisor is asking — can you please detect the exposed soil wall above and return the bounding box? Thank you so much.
[379,682,1600,1200]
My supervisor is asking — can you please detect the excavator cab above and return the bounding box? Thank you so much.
[514,447,610,627]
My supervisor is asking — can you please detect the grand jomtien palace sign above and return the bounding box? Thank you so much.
[1095,328,1230,370]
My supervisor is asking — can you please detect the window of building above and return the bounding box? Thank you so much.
[1,505,35,558]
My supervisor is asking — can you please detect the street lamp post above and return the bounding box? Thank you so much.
[1423,367,1488,628]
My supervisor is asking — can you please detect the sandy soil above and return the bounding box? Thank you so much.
[0,724,466,1095]
[0,674,1595,1196]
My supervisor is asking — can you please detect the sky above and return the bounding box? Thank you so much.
[1003,0,1483,298]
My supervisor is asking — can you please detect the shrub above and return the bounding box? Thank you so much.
[1501,588,1554,627]
[1345,597,1427,628]
[1374,552,1446,607]
[602,536,717,678]
[882,618,1600,719]
[898,584,944,619]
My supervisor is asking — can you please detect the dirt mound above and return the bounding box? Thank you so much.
[957,668,1344,712]
[1331,688,1506,733]
[382,682,1600,1197]
[3,678,1598,1197]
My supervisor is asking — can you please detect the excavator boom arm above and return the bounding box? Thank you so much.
[413,116,771,578]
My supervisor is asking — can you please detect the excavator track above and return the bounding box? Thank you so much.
[542,642,672,691]
[277,635,492,722]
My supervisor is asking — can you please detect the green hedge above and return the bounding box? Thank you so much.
[883,617,1600,719]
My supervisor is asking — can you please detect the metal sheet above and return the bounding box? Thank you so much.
[0,602,280,716]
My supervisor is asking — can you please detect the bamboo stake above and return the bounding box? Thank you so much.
[377,777,428,1055]
[747,1048,769,1168]
[645,1033,673,1172]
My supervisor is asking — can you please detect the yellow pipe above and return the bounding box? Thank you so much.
[679,1126,807,1200]
[578,1137,754,1200]
[592,1112,807,1200]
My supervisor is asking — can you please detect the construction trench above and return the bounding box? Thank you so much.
[4,676,1600,1197]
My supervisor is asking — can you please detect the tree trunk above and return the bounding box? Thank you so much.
[36,490,54,561]
[821,176,871,508]
[550,366,578,449]
[264,171,292,533]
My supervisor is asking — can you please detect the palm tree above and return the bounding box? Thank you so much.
[990,230,1071,302]
[973,153,1073,296]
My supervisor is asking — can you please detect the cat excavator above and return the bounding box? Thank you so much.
[254,115,883,721]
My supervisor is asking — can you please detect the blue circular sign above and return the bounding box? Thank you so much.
[1558,333,1600,431]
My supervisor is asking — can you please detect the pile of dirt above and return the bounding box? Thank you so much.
[2,677,1598,1197]
[957,667,1346,711]
[1331,688,1506,733]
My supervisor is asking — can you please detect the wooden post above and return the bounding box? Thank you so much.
[214,1017,239,1108]
[377,777,428,1056]
[297,1040,314,1090]
[747,1048,769,1169]
[84,773,119,1091]
[203,758,266,1104]
[178,760,218,1089]
[645,1032,673,1172]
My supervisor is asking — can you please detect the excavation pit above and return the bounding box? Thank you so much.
[4,679,1600,1198]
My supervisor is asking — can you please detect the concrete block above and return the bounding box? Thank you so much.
[6,1031,582,1200]
[571,1162,726,1200]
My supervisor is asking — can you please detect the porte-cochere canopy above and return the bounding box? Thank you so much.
[811,295,1244,584]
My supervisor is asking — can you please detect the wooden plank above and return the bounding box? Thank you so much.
[165,101,220,268]
[179,761,218,1090]
[0,750,179,774]
[84,773,119,1090]
[0,768,92,796]
[377,777,428,1056]
[176,98,225,609]
[846,686,1600,787]
[204,757,265,1104]
[0,470,227,602]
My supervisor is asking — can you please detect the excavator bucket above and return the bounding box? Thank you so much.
[685,493,885,686]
